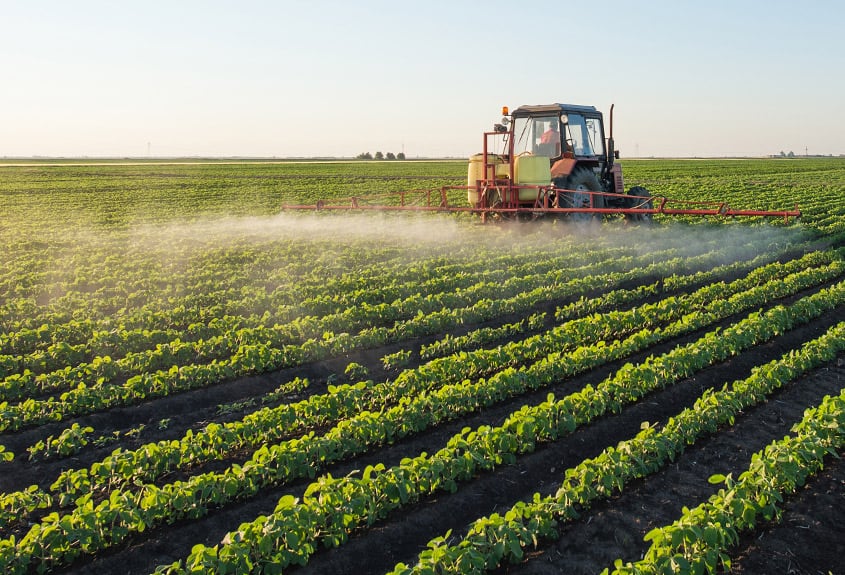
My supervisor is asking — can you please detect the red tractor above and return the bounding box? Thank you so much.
[469,103,653,222]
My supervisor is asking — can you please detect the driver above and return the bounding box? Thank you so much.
[540,121,560,146]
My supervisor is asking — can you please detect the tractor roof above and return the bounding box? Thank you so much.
[512,104,600,117]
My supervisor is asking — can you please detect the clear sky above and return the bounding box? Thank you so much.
[2,0,843,158]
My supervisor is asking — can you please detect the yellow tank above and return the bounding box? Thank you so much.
[467,154,509,205]
[514,154,551,201]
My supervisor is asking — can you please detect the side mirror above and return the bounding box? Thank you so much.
[614,150,620,159]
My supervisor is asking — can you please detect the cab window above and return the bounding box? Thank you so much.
[512,115,561,158]
[563,114,604,156]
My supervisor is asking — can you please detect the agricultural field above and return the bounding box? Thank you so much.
[0,157,844,574]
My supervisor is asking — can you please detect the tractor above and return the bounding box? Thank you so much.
[469,103,652,222]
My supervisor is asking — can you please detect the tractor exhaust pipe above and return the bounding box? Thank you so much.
[607,103,616,168]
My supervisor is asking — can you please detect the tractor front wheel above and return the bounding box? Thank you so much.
[625,186,654,223]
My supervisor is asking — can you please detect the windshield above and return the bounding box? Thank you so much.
[563,113,605,157]
[512,115,561,158]
[511,113,605,158]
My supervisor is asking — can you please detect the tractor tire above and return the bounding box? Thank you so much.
[625,186,654,223]
[563,168,603,222]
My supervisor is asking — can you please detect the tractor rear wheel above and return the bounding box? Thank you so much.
[625,186,654,223]
[563,168,603,222]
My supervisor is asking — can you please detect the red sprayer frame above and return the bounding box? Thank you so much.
[283,187,801,223]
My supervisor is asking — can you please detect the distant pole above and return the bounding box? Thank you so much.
[147,142,151,157]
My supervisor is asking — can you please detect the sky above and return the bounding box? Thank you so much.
[2,0,843,158]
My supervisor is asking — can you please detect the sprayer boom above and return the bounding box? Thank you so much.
[282,186,800,223]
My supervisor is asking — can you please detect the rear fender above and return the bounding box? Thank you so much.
[550,158,577,179]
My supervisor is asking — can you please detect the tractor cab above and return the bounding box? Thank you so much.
[504,103,625,205]
[510,104,609,175]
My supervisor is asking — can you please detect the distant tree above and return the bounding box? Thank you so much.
[386,152,396,160]
[397,152,406,160]
[374,151,384,160]
[787,151,795,158]
[356,152,373,160]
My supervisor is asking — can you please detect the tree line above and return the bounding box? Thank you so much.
[355,151,406,160]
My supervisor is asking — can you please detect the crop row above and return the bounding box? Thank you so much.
[158,287,845,574]
[389,320,845,574]
[419,312,547,361]
[607,386,845,574]
[12,214,745,354]
[0,219,808,380]
[36,249,843,506]
[0,245,689,399]
[1,267,843,573]
[0,243,823,471]
[426,245,833,361]
[632,158,842,225]
[0,245,620,364]
[1,226,761,378]
[0,239,790,431]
